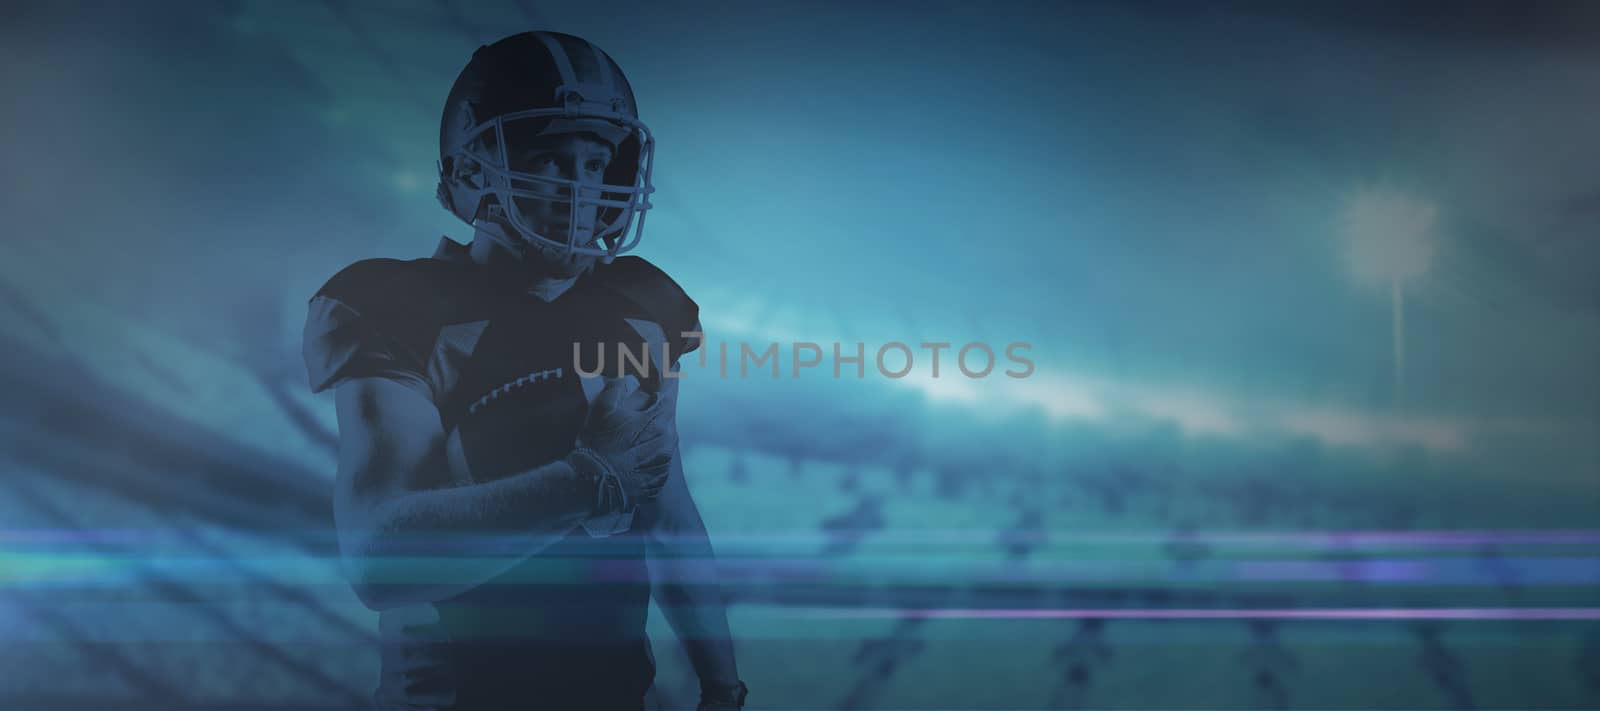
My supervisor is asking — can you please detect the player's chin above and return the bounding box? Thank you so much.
[535,249,597,278]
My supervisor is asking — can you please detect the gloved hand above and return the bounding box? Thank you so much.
[697,680,748,711]
[566,376,676,518]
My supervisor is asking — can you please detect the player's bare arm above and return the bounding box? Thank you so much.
[332,374,673,611]
[636,369,748,710]
[645,450,747,710]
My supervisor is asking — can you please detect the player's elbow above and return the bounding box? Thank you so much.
[338,510,471,611]
[347,579,417,613]
[332,466,438,610]
[341,546,436,612]
[346,569,394,612]
[338,532,399,611]
[335,510,424,611]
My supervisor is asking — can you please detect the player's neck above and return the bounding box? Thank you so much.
[524,274,578,302]
[468,230,580,302]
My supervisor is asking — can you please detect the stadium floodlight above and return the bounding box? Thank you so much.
[1340,187,1438,398]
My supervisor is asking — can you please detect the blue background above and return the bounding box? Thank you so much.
[1,1,1597,709]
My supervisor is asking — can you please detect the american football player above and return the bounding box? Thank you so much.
[302,31,747,711]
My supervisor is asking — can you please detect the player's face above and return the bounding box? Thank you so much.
[505,130,615,272]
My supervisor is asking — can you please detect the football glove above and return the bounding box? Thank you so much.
[697,680,748,711]
[567,377,676,520]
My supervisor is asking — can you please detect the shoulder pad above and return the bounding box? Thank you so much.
[595,256,701,355]
[311,258,423,316]
[301,258,441,396]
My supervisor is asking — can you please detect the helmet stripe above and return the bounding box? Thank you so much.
[588,44,616,93]
[534,32,579,88]
[551,32,607,89]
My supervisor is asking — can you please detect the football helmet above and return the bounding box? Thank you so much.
[438,32,654,263]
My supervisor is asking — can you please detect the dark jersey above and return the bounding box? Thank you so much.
[302,236,699,710]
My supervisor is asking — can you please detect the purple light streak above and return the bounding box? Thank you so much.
[807,607,1600,621]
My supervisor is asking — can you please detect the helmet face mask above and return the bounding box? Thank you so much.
[438,33,655,265]
[452,108,655,263]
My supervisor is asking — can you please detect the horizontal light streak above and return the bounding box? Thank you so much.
[807,607,1600,621]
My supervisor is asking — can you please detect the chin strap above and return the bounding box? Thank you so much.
[473,206,613,271]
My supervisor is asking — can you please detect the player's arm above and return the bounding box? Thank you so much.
[331,375,594,611]
[640,376,746,709]
[306,283,674,612]
[333,374,672,612]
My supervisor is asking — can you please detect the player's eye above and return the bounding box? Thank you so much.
[584,159,606,174]
[517,153,555,172]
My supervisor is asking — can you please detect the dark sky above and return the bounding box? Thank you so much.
[2,0,1596,491]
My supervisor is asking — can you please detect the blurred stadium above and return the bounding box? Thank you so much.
[2,1,1598,709]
